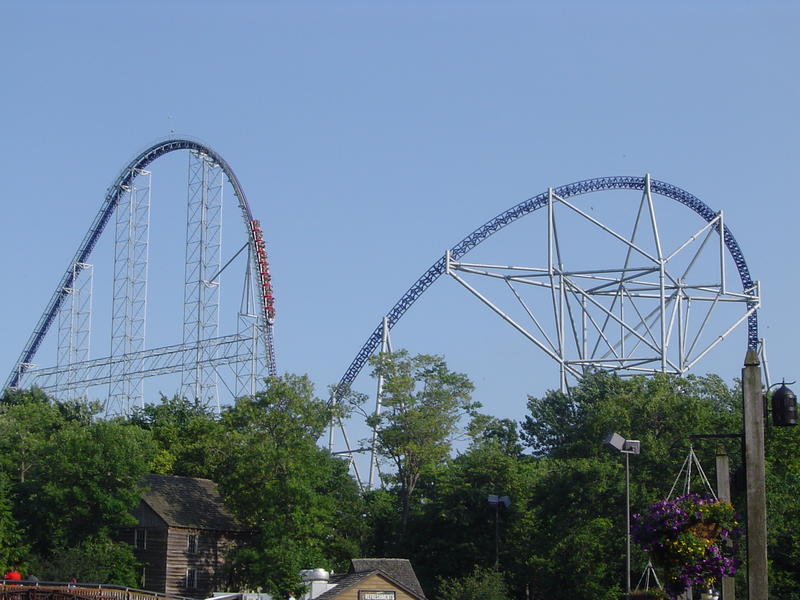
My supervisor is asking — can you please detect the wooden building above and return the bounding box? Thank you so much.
[308,559,426,600]
[123,474,249,598]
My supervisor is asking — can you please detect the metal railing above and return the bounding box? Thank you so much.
[0,581,199,600]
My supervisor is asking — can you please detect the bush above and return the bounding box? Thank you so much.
[32,537,140,586]
[436,566,510,600]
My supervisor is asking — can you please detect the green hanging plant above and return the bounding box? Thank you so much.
[632,494,740,599]
[628,589,670,600]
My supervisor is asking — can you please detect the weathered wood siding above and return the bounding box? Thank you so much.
[330,573,421,600]
[123,527,168,592]
[126,500,169,593]
[125,500,246,597]
[164,528,240,598]
[140,528,169,593]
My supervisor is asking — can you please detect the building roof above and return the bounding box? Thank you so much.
[349,559,425,599]
[140,474,248,532]
[313,570,425,600]
[313,572,370,599]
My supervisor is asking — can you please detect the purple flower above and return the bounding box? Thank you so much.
[631,493,741,598]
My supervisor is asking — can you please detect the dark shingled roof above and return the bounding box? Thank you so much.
[350,559,425,598]
[313,572,373,600]
[314,569,426,600]
[140,474,248,532]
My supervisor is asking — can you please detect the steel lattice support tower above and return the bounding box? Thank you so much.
[109,169,151,415]
[56,262,93,396]
[233,219,272,397]
[181,152,223,407]
[234,262,263,398]
[5,139,277,417]
[332,175,761,488]
[335,175,761,397]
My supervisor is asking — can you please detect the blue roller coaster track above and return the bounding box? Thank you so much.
[4,138,276,391]
[336,175,758,395]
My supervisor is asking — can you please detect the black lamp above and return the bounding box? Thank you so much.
[770,382,798,427]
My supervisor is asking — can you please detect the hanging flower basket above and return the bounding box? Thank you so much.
[628,589,670,599]
[632,493,740,599]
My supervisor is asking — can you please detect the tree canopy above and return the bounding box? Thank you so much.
[364,350,478,533]
[1,363,799,600]
[213,374,365,598]
[0,388,155,581]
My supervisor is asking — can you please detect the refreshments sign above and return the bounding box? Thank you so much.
[358,592,396,600]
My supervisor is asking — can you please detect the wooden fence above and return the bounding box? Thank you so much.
[0,583,199,600]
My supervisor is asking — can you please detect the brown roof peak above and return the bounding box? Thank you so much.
[349,559,425,598]
[140,474,247,532]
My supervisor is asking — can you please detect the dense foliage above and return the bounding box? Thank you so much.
[437,565,510,600]
[212,375,365,597]
[0,388,154,585]
[363,350,478,533]
[0,356,799,600]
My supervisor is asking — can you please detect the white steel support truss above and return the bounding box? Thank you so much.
[368,317,392,490]
[9,139,277,419]
[445,178,760,391]
[109,170,151,414]
[16,158,274,411]
[24,333,256,393]
[56,262,93,397]
[182,152,223,408]
[234,253,269,398]
[328,317,391,492]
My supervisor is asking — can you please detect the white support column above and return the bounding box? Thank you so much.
[57,262,93,397]
[109,169,150,415]
[644,174,667,372]
[718,211,726,294]
[368,317,391,490]
[559,272,566,393]
[182,152,223,407]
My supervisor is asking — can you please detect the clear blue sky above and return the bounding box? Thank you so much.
[1,1,798,438]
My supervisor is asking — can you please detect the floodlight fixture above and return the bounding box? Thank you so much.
[487,494,511,508]
[487,493,511,569]
[604,432,640,454]
[603,431,641,597]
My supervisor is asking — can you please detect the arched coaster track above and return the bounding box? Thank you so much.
[337,175,759,395]
[4,139,276,410]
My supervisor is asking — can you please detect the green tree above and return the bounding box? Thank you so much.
[18,420,157,554]
[32,536,140,586]
[365,350,477,533]
[521,372,742,498]
[0,390,155,575]
[0,387,97,483]
[127,394,222,477]
[517,372,744,599]
[521,372,740,461]
[0,473,27,570]
[764,418,800,599]
[467,414,523,457]
[524,457,623,600]
[437,565,510,600]
[214,375,365,598]
[401,426,542,596]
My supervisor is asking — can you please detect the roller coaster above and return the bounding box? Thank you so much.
[3,140,760,487]
[4,139,276,416]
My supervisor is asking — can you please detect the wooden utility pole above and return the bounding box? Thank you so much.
[742,348,768,599]
[716,446,735,600]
